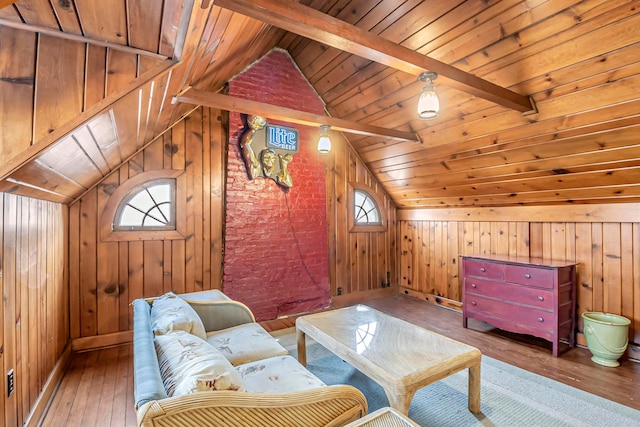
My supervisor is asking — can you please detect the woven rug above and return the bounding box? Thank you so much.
[273,329,640,427]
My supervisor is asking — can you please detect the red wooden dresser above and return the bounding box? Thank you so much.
[461,255,577,357]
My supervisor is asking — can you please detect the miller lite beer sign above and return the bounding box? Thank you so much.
[267,124,299,152]
[240,115,299,188]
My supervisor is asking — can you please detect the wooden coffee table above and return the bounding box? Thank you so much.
[296,305,482,415]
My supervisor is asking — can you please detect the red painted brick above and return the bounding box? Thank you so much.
[224,49,330,321]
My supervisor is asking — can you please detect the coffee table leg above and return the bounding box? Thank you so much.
[385,390,414,415]
[468,361,481,413]
[297,329,307,366]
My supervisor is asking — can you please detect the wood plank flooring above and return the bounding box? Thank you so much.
[364,295,640,411]
[41,345,138,427]
[39,294,640,426]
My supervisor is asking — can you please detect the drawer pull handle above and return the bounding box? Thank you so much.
[524,273,531,279]
[480,267,486,272]
[538,296,544,301]
[538,317,544,322]
[471,301,477,306]
[471,283,477,288]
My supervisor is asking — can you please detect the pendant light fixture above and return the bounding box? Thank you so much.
[317,124,331,154]
[417,71,439,120]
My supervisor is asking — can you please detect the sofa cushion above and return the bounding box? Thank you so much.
[151,292,207,340]
[155,331,246,397]
[237,355,325,393]
[206,323,288,366]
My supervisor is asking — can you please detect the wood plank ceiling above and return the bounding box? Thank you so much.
[0,0,639,208]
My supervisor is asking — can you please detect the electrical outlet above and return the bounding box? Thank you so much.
[7,369,14,397]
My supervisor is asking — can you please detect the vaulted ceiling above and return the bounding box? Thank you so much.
[1,0,639,208]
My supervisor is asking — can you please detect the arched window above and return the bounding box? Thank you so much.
[348,183,387,233]
[100,170,186,241]
[354,189,381,225]
[114,180,175,231]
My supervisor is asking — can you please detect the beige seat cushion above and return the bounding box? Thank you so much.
[155,330,246,397]
[206,323,288,366]
[237,355,325,393]
[151,292,207,340]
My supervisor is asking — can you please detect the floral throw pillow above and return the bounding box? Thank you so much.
[155,330,246,397]
[150,292,207,340]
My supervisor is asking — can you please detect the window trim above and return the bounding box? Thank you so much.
[100,170,186,241]
[348,183,387,233]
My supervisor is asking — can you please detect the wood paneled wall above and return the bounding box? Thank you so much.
[0,26,163,168]
[0,194,68,427]
[327,134,397,300]
[398,204,640,348]
[68,101,399,343]
[68,107,227,343]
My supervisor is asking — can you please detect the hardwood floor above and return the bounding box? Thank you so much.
[41,345,137,427]
[364,295,640,412]
[39,294,640,426]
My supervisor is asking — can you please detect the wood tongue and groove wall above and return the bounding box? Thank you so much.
[327,134,398,304]
[0,195,68,427]
[66,109,399,344]
[0,24,166,158]
[67,107,227,346]
[0,23,170,203]
[0,11,174,426]
[398,205,640,354]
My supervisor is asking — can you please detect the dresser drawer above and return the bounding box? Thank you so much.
[464,295,554,330]
[505,265,554,289]
[464,278,554,311]
[463,259,504,280]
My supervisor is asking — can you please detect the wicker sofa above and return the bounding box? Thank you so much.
[133,290,368,427]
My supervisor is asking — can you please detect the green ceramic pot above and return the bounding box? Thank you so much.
[582,312,630,367]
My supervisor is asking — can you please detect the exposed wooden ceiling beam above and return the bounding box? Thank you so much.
[0,18,168,60]
[214,0,537,114]
[175,89,420,143]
